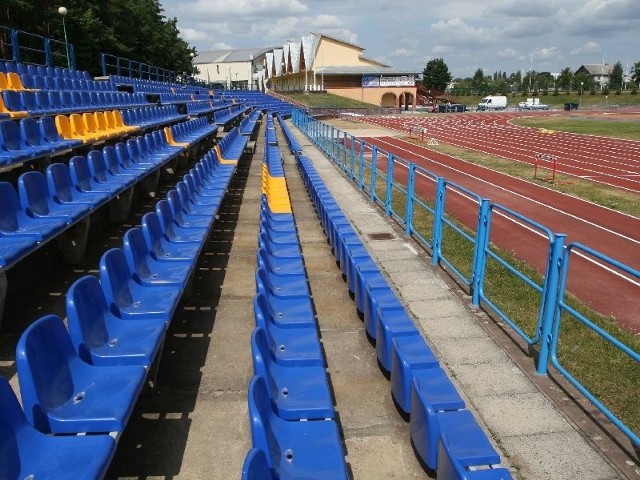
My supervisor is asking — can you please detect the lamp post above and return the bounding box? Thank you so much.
[248,54,253,91]
[58,6,71,69]
[579,81,584,108]
[189,52,195,84]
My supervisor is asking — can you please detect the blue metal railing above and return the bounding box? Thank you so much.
[101,53,176,82]
[550,243,640,447]
[0,26,75,69]
[292,110,639,448]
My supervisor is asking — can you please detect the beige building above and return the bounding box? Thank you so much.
[267,33,417,109]
[191,33,417,109]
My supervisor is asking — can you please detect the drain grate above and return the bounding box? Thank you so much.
[368,232,395,240]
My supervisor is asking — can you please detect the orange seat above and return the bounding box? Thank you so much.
[0,93,28,118]
[55,115,85,142]
[163,126,188,148]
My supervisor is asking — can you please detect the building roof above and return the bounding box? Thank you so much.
[194,47,274,64]
[314,65,418,76]
[577,64,613,76]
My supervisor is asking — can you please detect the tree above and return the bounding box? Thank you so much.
[0,0,196,77]
[609,61,623,90]
[633,60,640,85]
[557,67,573,92]
[471,68,485,92]
[422,58,452,92]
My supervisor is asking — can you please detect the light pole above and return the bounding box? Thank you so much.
[579,81,584,108]
[189,52,195,84]
[248,54,253,91]
[58,6,71,69]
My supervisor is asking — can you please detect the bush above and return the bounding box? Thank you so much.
[553,88,559,96]
[631,88,638,95]
[602,86,610,95]
[615,89,621,95]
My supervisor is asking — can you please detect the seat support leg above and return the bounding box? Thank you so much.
[57,217,91,265]
[0,272,6,329]
[109,186,135,222]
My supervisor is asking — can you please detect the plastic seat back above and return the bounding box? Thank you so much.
[0,182,21,233]
[87,150,109,183]
[2,90,25,114]
[39,116,65,143]
[99,247,135,313]
[55,115,76,140]
[46,162,76,202]
[17,171,52,216]
[0,377,27,479]
[241,448,275,480]
[123,227,154,282]
[66,275,111,363]
[15,314,76,431]
[19,117,46,148]
[69,155,95,192]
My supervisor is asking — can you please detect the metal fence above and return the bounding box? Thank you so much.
[0,26,75,69]
[292,110,640,449]
[100,53,175,83]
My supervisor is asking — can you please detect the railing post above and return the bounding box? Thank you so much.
[405,163,416,237]
[385,154,394,216]
[536,233,566,375]
[471,199,491,306]
[432,177,446,265]
[44,38,52,67]
[349,133,355,179]
[10,29,19,63]
[370,147,378,202]
[358,139,365,190]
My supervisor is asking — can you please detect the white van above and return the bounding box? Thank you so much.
[477,95,507,111]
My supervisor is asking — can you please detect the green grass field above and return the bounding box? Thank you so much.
[510,116,640,141]
[447,91,640,110]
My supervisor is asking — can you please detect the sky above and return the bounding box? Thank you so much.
[159,0,640,78]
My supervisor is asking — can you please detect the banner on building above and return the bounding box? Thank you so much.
[362,75,380,87]
[362,74,415,87]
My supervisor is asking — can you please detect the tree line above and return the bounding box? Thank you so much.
[0,1,196,77]
[423,58,640,96]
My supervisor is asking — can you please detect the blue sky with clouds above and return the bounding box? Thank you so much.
[160,0,640,78]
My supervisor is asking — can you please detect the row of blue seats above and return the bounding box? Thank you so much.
[18,74,117,92]
[215,124,249,162]
[112,76,206,96]
[158,92,211,105]
[213,104,250,129]
[242,130,348,479]
[2,89,149,117]
[0,116,81,165]
[121,105,187,130]
[1,144,238,479]
[164,116,217,148]
[292,144,513,479]
[239,108,261,137]
[0,129,187,269]
[1,61,92,81]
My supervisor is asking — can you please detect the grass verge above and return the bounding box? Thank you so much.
[511,116,640,141]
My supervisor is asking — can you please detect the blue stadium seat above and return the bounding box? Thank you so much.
[257,245,305,276]
[66,274,166,368]
[141,211,201,262]
[155,199,209,244]
[15,314,146,434]
[101,145,141,180]
[98,247,182,324]
[87,150,136,189]
[166,189,213,229]
[175,180,218,217]
[69,155,121,196]
[248,376,348,479]
[0,377,116,480]
[17,170,89,223]
[0,119,44,163]
[46,162,110,208]
[251,327,334,420]
[390,335,439,414]
[253,292,324,367]
[241,448,276,480]
[410,367,467,470]
[122,227,192,287]
[437,433,513,480]
[375,309,421,372]
[18,117,58,155]
[0,182,66,240]
[38,117,82,150]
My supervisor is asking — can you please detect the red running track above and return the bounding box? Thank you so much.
[365,112,640,192]
[357,135,640,332]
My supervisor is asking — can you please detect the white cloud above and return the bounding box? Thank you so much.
[429,18,497,46]
[498,48,518,59]
[571,41,601,55]
[530,46,563,61]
